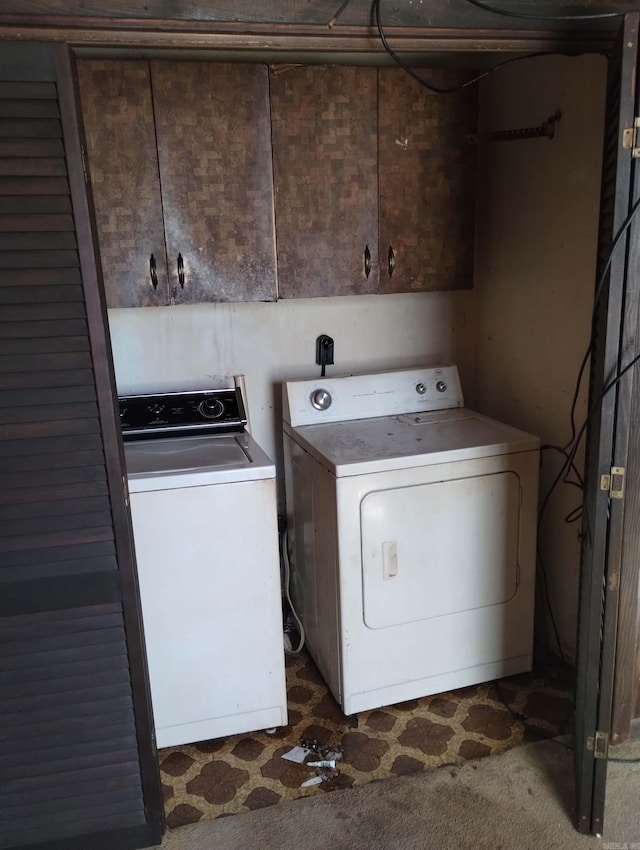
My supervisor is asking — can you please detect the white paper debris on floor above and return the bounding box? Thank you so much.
[281,746,312,764]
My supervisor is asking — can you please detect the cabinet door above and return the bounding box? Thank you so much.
[150,61,276,305]
[76,60,169,308]
[378,69,477,293]
[270,65,378,298]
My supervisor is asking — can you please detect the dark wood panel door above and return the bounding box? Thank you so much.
[76,59,169,308]
[574,14,640,835]
[378,69,477,294]
[0,43,163,849]
[270,65,378,299]
[151,61,276,305]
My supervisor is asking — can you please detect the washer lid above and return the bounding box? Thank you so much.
[284,408,539,477]
[125,432,275,492]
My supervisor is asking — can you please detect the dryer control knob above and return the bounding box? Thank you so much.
[310,388,332,411]
[415,382,426,394]
[436,381,448,393]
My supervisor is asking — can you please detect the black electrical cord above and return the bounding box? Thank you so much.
[538,194,640,532]
[533,196,640,659]
[540,446,584,521]
[373,0,596,95]
[536,546,566,660]
[539,349,640,535]
[462,0,624,22]
[564,195,640,452]
[540,444,584,489]
[536,348,640,659]
[536,446,584,660]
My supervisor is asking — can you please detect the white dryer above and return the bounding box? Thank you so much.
[282,366,540,716]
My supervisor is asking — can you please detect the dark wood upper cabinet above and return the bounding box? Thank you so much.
[78,59,476,304]
[77,59,276,307]
[271,65,476,299]
[77,60,168,308]
[378,69,477,294]
[151,61,276,305]
[270,65,378,298]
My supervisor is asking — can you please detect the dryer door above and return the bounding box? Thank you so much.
[360,470,521,629]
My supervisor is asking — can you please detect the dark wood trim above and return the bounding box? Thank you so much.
[4,822,161,850]
[0,0,632,22]
[0,21,616,54]
[55,43,165,840]
[574,13,638,835]
[611,110,640,743]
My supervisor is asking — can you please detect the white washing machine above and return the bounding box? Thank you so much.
[282,366,540,716]
[121,387,287,748]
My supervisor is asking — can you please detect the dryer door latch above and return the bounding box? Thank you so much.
[600,467,625,500]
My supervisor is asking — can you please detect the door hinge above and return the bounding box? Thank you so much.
[600,466,625,500]
[622,117,640,156]
[123,474,129,507]
[586,730,609,759]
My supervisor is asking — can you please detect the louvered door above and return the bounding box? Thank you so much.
[574,13,640,836]
[0,44,163,850]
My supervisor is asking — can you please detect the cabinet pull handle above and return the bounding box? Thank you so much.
[388,245,396,278]
[364,245,371,279]
[149,254,158,290]
[177,253,185,289]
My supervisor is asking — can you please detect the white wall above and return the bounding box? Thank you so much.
[474,54,607,659]
[108,290,475,491]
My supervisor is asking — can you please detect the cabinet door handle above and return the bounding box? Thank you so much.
[388,245,396,278]
[149,254,158,290]
[177,253,185,289]
[364,245,371,279]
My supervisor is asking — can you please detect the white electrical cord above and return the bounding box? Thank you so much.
[280,528,305,655]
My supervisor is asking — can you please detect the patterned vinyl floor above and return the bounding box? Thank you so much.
[160,649,573,829]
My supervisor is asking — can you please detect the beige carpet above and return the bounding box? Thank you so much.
[159,649,572,828]
[149,737,640,850]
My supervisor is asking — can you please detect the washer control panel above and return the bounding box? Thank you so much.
[119,387,247,440]
[284,365,463,427]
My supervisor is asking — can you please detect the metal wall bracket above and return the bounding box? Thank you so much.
[467,110,561,145]
[586,731,609,759]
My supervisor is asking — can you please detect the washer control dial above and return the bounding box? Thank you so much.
[436,381,448,393]
[198,398,225,419]
[415,382,426,395]
[310,388,332,411]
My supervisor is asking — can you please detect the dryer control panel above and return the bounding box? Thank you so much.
[283,365,463,427]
